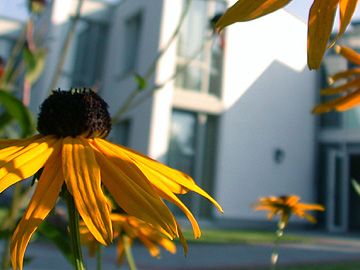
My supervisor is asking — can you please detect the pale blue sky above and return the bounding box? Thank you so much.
[1,0,360,25]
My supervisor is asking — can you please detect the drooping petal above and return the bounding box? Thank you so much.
[155,186,201,238]
[94,139,192,194]
[0,135,58,193]
[303,213,317,223]
[176,221,188,255]
[297,203,325,211]
[335,45,360,65]
[156,236,176,254]
[338,0,359,37]
[138,234,161,257]
[313,88,360,113]
[92,147,178,239]
[62,137,112,245]
[328,68,360,83]
[307,0,339,69]
[10,146,63,270]
[321,77,360,95]
[216,0,291,30]
[94,139,223,213]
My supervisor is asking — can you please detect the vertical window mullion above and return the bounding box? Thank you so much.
[192,113,207,215]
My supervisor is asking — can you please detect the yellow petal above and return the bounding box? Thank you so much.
[157,237,176,254]
[313,88,360,113]
[91,146,178,239]
[94,139,192,194]
[0,136,58,193]
[138,234,161,257]
[335,45,360,65]
[307,0,339,69]
[116,241,125,264]
[94,139,223,213]
[297,203,325,211]
[0,134,42,149]
[303,213,317,223]
[338,0,359,37]
[10,148,63,270]
[176,220,188,255]
[155,186,201,238]
[62,137,112,245]
[329,68,360,83]
[216,0,291,30]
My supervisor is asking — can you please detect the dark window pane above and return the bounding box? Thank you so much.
[110,119,131,147]
[175,64,202,91]
[72,20,108,86]
[122,12,142,75]
[168,110,197,176]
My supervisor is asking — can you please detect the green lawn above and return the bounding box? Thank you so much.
[182,228,311,245]
[183,229,360,270]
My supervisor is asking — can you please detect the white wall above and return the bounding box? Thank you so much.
[101,0,164,154]
[215,10,318,220]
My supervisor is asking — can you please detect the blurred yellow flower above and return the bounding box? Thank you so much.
[80,214,177,264]
[313,45,360,113]
[0,89,222,270]
[216,0,359,69]
[253,195,324,225]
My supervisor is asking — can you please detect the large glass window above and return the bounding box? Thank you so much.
[175,0,225,97]
[168,111,197,175]
[121,12,143,76]
[167,109,218,218]
[109,119,132,147]
[72,19,109,87]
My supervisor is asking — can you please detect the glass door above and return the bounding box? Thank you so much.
[326,148,349,232]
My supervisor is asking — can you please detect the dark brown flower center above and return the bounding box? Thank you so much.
[37,88,111,138]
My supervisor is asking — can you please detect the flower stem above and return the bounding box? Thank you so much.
[65,192,85,270]
[1,183,23,270]
[270,220,286,270]
[96,245,102,270]
[122,235,137,270]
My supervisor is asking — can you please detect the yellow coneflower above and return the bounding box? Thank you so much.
[1,88,223,270]
[216,0,358,69]
[253,195,324,226]
[80,213,176,264]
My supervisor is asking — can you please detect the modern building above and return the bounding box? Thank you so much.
[318,23,360,232]
[3,0,354,232]
[99,0,318,228]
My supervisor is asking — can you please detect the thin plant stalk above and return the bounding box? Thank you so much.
[270,220,286,270]
[96,245,102,270]
[122,235,137,270]
[115,33,211,120]
[65,191,86,270]
[112,0,192,123]
[1,27,27,87]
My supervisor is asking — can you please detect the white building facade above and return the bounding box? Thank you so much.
[1,0,324,228]
[100,0,319,226]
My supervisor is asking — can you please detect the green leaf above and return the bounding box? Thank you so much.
[23,47,47,85]
[134,73,147,91]
[0,90,34,137]
[38,219,75,266]
[352,179,360,196]
[0,112,14,132]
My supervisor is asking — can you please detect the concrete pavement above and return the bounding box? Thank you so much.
[19,233,360,270]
